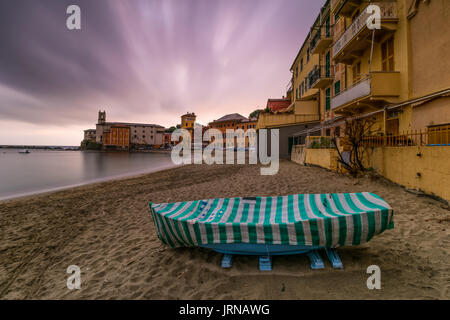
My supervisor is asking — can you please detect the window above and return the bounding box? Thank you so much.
[296,66,299,78]
[295,88,298,99]
[428,124,450,145]
[307,48,310,62]
[325,88,331,111]
[334,81,341,96]
[382,37,394,71]
[352,61,361,84]
[325,17,331,37]
[300,58,303,71]
[335,126,341,137]
[326,129,331,136]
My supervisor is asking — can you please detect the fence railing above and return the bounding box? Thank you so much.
[308,65,334,88]
[310,24,333,52]
[332,1,398,59]
[363,128,450,147]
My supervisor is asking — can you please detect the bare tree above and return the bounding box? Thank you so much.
[331,117,376,176]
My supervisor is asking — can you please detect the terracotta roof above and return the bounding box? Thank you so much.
[266,99,291,112]
[212,113,248,123]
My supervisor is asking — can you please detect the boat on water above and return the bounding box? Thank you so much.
[149,193,394,269]
[18,149,30,154]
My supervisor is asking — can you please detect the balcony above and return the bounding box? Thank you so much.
[310,25,333,55]
[333,0,361,17]
[256,113,321,129]
[309,65,335,89]
[286,79,293,99]
[333,2,398,64]
[331,71,400,113]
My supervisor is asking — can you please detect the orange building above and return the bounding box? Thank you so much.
[208,113,257,148]
[103,125,130,149]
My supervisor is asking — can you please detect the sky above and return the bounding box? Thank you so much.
[0,0,325,145]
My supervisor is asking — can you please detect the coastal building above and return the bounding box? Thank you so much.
[257,2,342,159]
[208,113,257,148]
[83,129,96,142]
[290,0,450,201]
[181,112,196,138]
[92,111,165,149]
[181,112,196,130]
[327,0,449,136]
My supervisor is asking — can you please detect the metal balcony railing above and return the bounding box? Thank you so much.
[332,2,398,59]
[310,25,333,53]
[308,65,335,88]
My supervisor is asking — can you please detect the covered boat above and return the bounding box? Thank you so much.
[149,192,393,250]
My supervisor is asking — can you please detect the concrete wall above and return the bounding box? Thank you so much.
[408,0,450,99]
[411,97,450,131]
[305,148,338,171]
[291,145,306,165]
[366,146,450,201]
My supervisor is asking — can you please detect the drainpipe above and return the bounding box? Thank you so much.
[368,29,376,74]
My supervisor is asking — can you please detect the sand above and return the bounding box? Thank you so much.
[0,160,449,299]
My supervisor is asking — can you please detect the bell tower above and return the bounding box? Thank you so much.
[98,110,106,124]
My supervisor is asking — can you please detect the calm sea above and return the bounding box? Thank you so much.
[0,149,176,200]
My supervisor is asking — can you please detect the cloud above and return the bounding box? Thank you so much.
[0,0,325,144]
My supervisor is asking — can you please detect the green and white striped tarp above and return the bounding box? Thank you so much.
[149,193,393,248]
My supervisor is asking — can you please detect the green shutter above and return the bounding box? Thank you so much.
[325,88,331,111]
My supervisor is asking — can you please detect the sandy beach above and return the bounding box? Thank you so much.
[0,160,449,300]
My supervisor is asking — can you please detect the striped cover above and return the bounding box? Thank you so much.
[149,193,394,248]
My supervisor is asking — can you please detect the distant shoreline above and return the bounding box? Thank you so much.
[0,146,174,153]
[0,145,79,150]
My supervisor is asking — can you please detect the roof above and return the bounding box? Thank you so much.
[212,113,248,123]
[267,99,291,112]
[100,122,165,128]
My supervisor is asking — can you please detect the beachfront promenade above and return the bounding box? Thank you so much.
[1,161,448,299]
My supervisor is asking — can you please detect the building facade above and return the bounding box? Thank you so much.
[208,113,257,148]
[290,0,450,201]
[329,0,449,138]
[92,111,165,149]
[181,112,196,134]
[83,129,96,142]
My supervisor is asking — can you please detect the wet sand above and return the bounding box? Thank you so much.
[0,160,449,299]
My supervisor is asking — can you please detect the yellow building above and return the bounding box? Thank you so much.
[330,0,449,137]
[297,0,450,201]
[181,112,196,130]
[257,2,340,158]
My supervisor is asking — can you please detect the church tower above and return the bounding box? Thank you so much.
[98,110,106,124]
